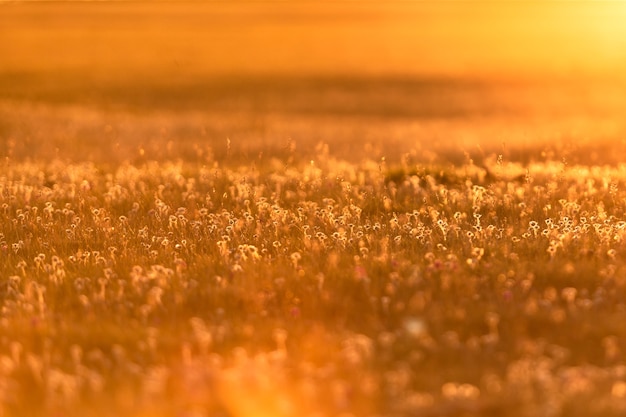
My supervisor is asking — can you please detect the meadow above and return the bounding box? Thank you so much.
[4,2,626,417]
[4,102,626,417]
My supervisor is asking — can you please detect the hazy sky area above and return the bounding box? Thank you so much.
[2,2,626,80]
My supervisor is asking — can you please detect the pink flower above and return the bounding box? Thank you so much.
[354,265,368,281]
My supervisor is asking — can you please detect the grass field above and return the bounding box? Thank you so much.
[3,2,626,417]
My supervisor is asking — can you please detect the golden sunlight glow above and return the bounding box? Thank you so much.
[4,3,626,416]
[1,2,626,80]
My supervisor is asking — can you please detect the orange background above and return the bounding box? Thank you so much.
[2,2,626,80]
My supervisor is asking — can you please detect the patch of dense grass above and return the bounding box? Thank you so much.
[2,146,626,416]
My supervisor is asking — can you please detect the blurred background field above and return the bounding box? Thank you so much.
[2,1,626,164]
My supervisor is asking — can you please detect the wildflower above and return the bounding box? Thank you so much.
[354,265,368,282]
[290,252,301,268]
[403,316,426,338]
[561,287,577,303]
